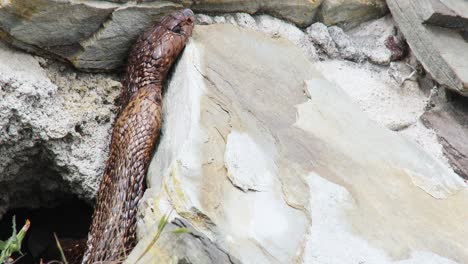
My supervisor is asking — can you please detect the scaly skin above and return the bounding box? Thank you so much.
[81,9,195,264]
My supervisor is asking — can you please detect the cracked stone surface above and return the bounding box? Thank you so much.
[126,24,468,264]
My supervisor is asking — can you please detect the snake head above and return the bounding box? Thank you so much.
[165,9,195,38]
[149,9,195,66]
[122,9,195,107]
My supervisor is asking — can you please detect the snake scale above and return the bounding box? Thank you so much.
[79,9,195,264]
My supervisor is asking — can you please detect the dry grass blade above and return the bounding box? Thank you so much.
[53,233,69,264]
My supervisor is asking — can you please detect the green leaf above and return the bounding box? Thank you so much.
[157,214,169,233]
[54,233,69,264]
[171,228,190,234]
[0,240,6,250]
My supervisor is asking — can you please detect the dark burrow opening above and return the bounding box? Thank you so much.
[0,197,93,264]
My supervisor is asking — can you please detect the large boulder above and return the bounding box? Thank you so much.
[126,24,468,264]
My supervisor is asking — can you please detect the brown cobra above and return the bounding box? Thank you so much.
[80,9,195,264]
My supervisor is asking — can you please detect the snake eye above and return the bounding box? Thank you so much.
[172,25,182,34]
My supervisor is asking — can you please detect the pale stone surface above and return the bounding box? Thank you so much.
[0,41,119,217]
[127,24,468,264]
[198,13,319,61]
[224,132,276,192]
[314,59,427,131]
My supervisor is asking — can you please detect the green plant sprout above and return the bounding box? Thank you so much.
[135,211,190,263]
[0,216,31,263]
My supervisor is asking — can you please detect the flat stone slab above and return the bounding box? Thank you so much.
[420,0,468,30]
[422,100,468,180]
[0,0,321,71]
[387,0,468,96]
[126,24,468,264]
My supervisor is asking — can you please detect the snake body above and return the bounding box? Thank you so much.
[81,9,195,263]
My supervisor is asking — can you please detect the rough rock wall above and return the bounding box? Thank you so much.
[0,42,120,217]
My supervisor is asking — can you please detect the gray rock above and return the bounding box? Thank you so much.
[0,0,324,71]
[0,42,119,217]
[387,0,468,96]
[348,15,397,65]
[306,22,339,58]
[327,26,364,62]
[234,13,257,29]
[126,24,468,264]
[421,98,468,179]
[190,0,324,27]
[318,0,389,29]
[196,14,214,25]
[0,0,116,48]
[213,15,227,24]
[71,2,182,71]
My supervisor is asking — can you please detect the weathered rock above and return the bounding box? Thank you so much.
[71,2,183,71]
[420,0,468,30]
[0,42,119,217]
[125,24,468,264]
[190,0,324,27]
[0,0,122,70]
[0,0,323,71]
[306,22,339,58]
[387,0,468,96]
[0,0,116,48]
[327,26,364,62]
[318,0,389,29]
[421,98,468,179]
[348,15,397,65]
